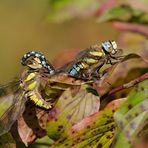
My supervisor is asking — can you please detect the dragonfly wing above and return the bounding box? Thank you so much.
[0,81,27,136]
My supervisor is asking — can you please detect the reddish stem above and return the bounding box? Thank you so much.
[104,72,148,97]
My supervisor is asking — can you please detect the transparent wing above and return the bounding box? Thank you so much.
[0,79,20,96]
[0,80,27,135]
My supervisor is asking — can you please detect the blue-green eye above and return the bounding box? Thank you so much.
[21,51,55,74]
[101,41,112,52]
[101,40,117,54]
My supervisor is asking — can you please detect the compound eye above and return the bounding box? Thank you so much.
[110,41,118,55]
[111,41,117,49]
[101,41,112,53]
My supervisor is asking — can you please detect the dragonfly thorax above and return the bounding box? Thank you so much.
[20,70,52,110]
[68,40,119,80]
[20,71,37,92]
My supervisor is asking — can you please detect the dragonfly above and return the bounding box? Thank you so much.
[0,40,122,140]
[59,40,123,80]
[0,51,55,136]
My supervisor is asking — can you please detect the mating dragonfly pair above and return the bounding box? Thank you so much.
[0,40,122,136]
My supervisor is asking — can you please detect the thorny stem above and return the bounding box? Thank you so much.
[102,72,148,98]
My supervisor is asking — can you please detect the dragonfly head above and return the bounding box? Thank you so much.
[21,51,54,74]
[101,40,118,55]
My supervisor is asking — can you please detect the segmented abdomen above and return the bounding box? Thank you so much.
[68,47,106,79]
[69,62,87,76]
[27,92,52,109]
[21,71,52,110]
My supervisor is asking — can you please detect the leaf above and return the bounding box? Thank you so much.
[99,5,132,22]
[52,98,125,147]
[9,73,96,145]
[97,53,148,98]
[112,79,148,147]
[10,73,88,146]
[11,103,49,146]
[53,109,115,148]
[0,133,16,148]
[46,83,100,140]
[27,136,54,148]
[47,0,99,22]
[98,5,148,25]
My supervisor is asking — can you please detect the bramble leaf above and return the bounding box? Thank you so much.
[113,79,148,147]
[46,84,100,140]
[48,0,99,22]
[52,98,125,147]
[53,109,115,148]
[98,5,148,25]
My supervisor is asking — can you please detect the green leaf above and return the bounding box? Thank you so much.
[53,109,115,148]
[46,84,100,140]
[30,136,54,148]
[99,5,132,22]
[113,79,148,147]
[49,0,72,10]
[48,0,99,22]
[98,5,148,25]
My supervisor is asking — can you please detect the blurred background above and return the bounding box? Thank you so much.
[0,1,148,147]
[0,0,147,84]
[0,0,117,83]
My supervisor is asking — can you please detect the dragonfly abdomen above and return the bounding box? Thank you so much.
[69,50,105,78]
[27,92,52,110]
[21,72,52,110]
[69,62,88,76]
[21,51,55,74]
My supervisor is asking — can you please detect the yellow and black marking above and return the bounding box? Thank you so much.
[20,50,56,110]
[89,50,104,57]
[69,62,88,76]
[27,81,37,91]
[24,72,36,82]
[0,51,56,136]
[68,40,119,80]
[21,72,37,91]
[84,58,98,64]
[69,49,105,78]
[21,71,52,110]
[27,92,52,110]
